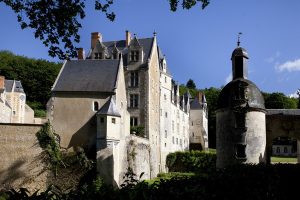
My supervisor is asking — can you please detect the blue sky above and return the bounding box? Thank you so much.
[0,0,299,96]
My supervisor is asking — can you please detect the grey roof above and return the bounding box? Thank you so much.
[190,94,204,110]
[103,37,154,66]
[97,97,121,117]
[52,59,120,93]
[4,80,24,93]
[217,78,265,110]
[267,109,300,116]
[231,47,249,59]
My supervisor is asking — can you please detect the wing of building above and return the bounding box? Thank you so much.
[47,31,208,185]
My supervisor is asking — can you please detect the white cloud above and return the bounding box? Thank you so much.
[225,73,232,84]
[277,58,300,72]
[289,90,300,98]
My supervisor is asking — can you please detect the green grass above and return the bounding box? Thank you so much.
[271,156,297,163]
[145,172,196,185]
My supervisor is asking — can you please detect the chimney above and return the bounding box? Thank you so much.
[91,32,102,49]
[197,92,203,103]
[77,48,85,60]
[0,76,5,90]
[126,30,131,47]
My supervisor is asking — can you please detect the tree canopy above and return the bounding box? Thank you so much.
[186,79,196,89]
[0,50,61,113]
[0,0,210,60]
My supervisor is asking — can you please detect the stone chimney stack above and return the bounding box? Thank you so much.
[126,30,131,47]
[91,32,102,49]
[77,48,85,60]
[0,76,5,90]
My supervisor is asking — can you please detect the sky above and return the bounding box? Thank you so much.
[0,0,300,96]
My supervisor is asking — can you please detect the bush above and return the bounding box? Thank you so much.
[166,150,216,173]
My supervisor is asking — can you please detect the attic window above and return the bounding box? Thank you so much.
[95,52,103,59]
[113,52,119,59]
[130,50,139,62]
[93,101,99,111]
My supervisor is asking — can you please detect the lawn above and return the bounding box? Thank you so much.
[271,156,298,163]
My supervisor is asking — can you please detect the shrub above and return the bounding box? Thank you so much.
[166,150,216,173]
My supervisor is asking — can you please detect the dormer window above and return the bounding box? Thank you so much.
[95,52,103,59]
[130,50,139,62]
[112,52,119,59]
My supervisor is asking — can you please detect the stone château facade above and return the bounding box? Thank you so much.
[47,31,208,185]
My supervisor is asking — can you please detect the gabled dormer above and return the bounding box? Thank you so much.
[89,32,108,60]
[128,35,144,64]
[111,43,120,60]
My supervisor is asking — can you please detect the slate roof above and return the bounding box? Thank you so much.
[92,37,154,66]
[267,109,300,116]
[97,97,121,117]
[4,80,24,93]
[52,59,120,93]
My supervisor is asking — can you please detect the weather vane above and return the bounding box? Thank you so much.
[237,32,242,47]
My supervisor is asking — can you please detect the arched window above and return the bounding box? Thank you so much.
[93,101,99,111]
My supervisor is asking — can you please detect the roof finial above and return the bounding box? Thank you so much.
[237,32,242,47]
[153,30,157,37]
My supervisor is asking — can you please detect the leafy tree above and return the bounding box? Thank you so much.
[264,92,297,109]
[0,50,61,111]
[0,0,210,60]
[186,79,196,89]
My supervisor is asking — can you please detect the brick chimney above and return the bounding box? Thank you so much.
[77,48,85,60]
[126,30,131,47]
[91,32,102,49]
[0,76,5,90]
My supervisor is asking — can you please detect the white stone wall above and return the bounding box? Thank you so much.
[6,92,26,123]
[189,107,208,149]
[0,94,12,123]
[217,109,266,168]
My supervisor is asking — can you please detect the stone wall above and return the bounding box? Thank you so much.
[0,123,47,192]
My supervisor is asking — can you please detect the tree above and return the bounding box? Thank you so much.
[264,92,298,109]
[0,0,209,60]
[186,79,196,89]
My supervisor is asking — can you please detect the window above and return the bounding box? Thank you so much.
[112,118,116,124]
[165,143,167,147]
[165,112,168,118]
[130,50,139,62]
[130,117,138,126]
[130,72,139,87]
[165,76,167,83]
[95,52,103,59]
[176,138,178,144]
[180,139,182,146]
[165,130,167,138]
[112,52,119,59]
[129,94,139,108]
[284,147,288,153]
[164,94,167,100]
[100,117,104,123]
[172,136,174,144]
[276,147,280,153]
[93,101,99,111]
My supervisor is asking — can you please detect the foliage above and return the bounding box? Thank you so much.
[166,150,216,173]
[1,0,209,59]
[179,84,198,97]
[186,79,196,89]
[263,92,298,109]
[36,122,64,176]
[130,126,145,137]
[0,51,61,108]
[271,156,297,163]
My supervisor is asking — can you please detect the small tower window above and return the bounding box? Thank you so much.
[130,72,139,87]
[93,101,99,111]
[112,118,116,124]
[100,117,104,123]
[130,50,139,62]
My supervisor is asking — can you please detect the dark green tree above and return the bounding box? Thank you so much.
[264,92,297,109]
[0,50,61,112]
[0,0,209,60]
[186,79,196,89]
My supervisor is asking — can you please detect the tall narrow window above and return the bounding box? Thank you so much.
[129,94,139,108]
[95,52,103,59]
[130,50,139,62]
[130,117,138,126]
[93,101,99,111]
[130,72,139,87]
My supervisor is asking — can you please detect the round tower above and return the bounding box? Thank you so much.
[216,45,266,168]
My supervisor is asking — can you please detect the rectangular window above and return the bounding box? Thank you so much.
[130,72,139,87]
[165,130,167,138]
[176,138,178,144]
[172,136,174,144]
[95,52,103,59]
[100,117,104,123]
[129,94,139,108]
[130,50,139,62]
[165,112,168,118]
[130,117,138,126]
[112,118,116,124]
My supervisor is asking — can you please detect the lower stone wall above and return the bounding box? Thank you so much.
[0,123,47,192]
[126,135,151,180]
